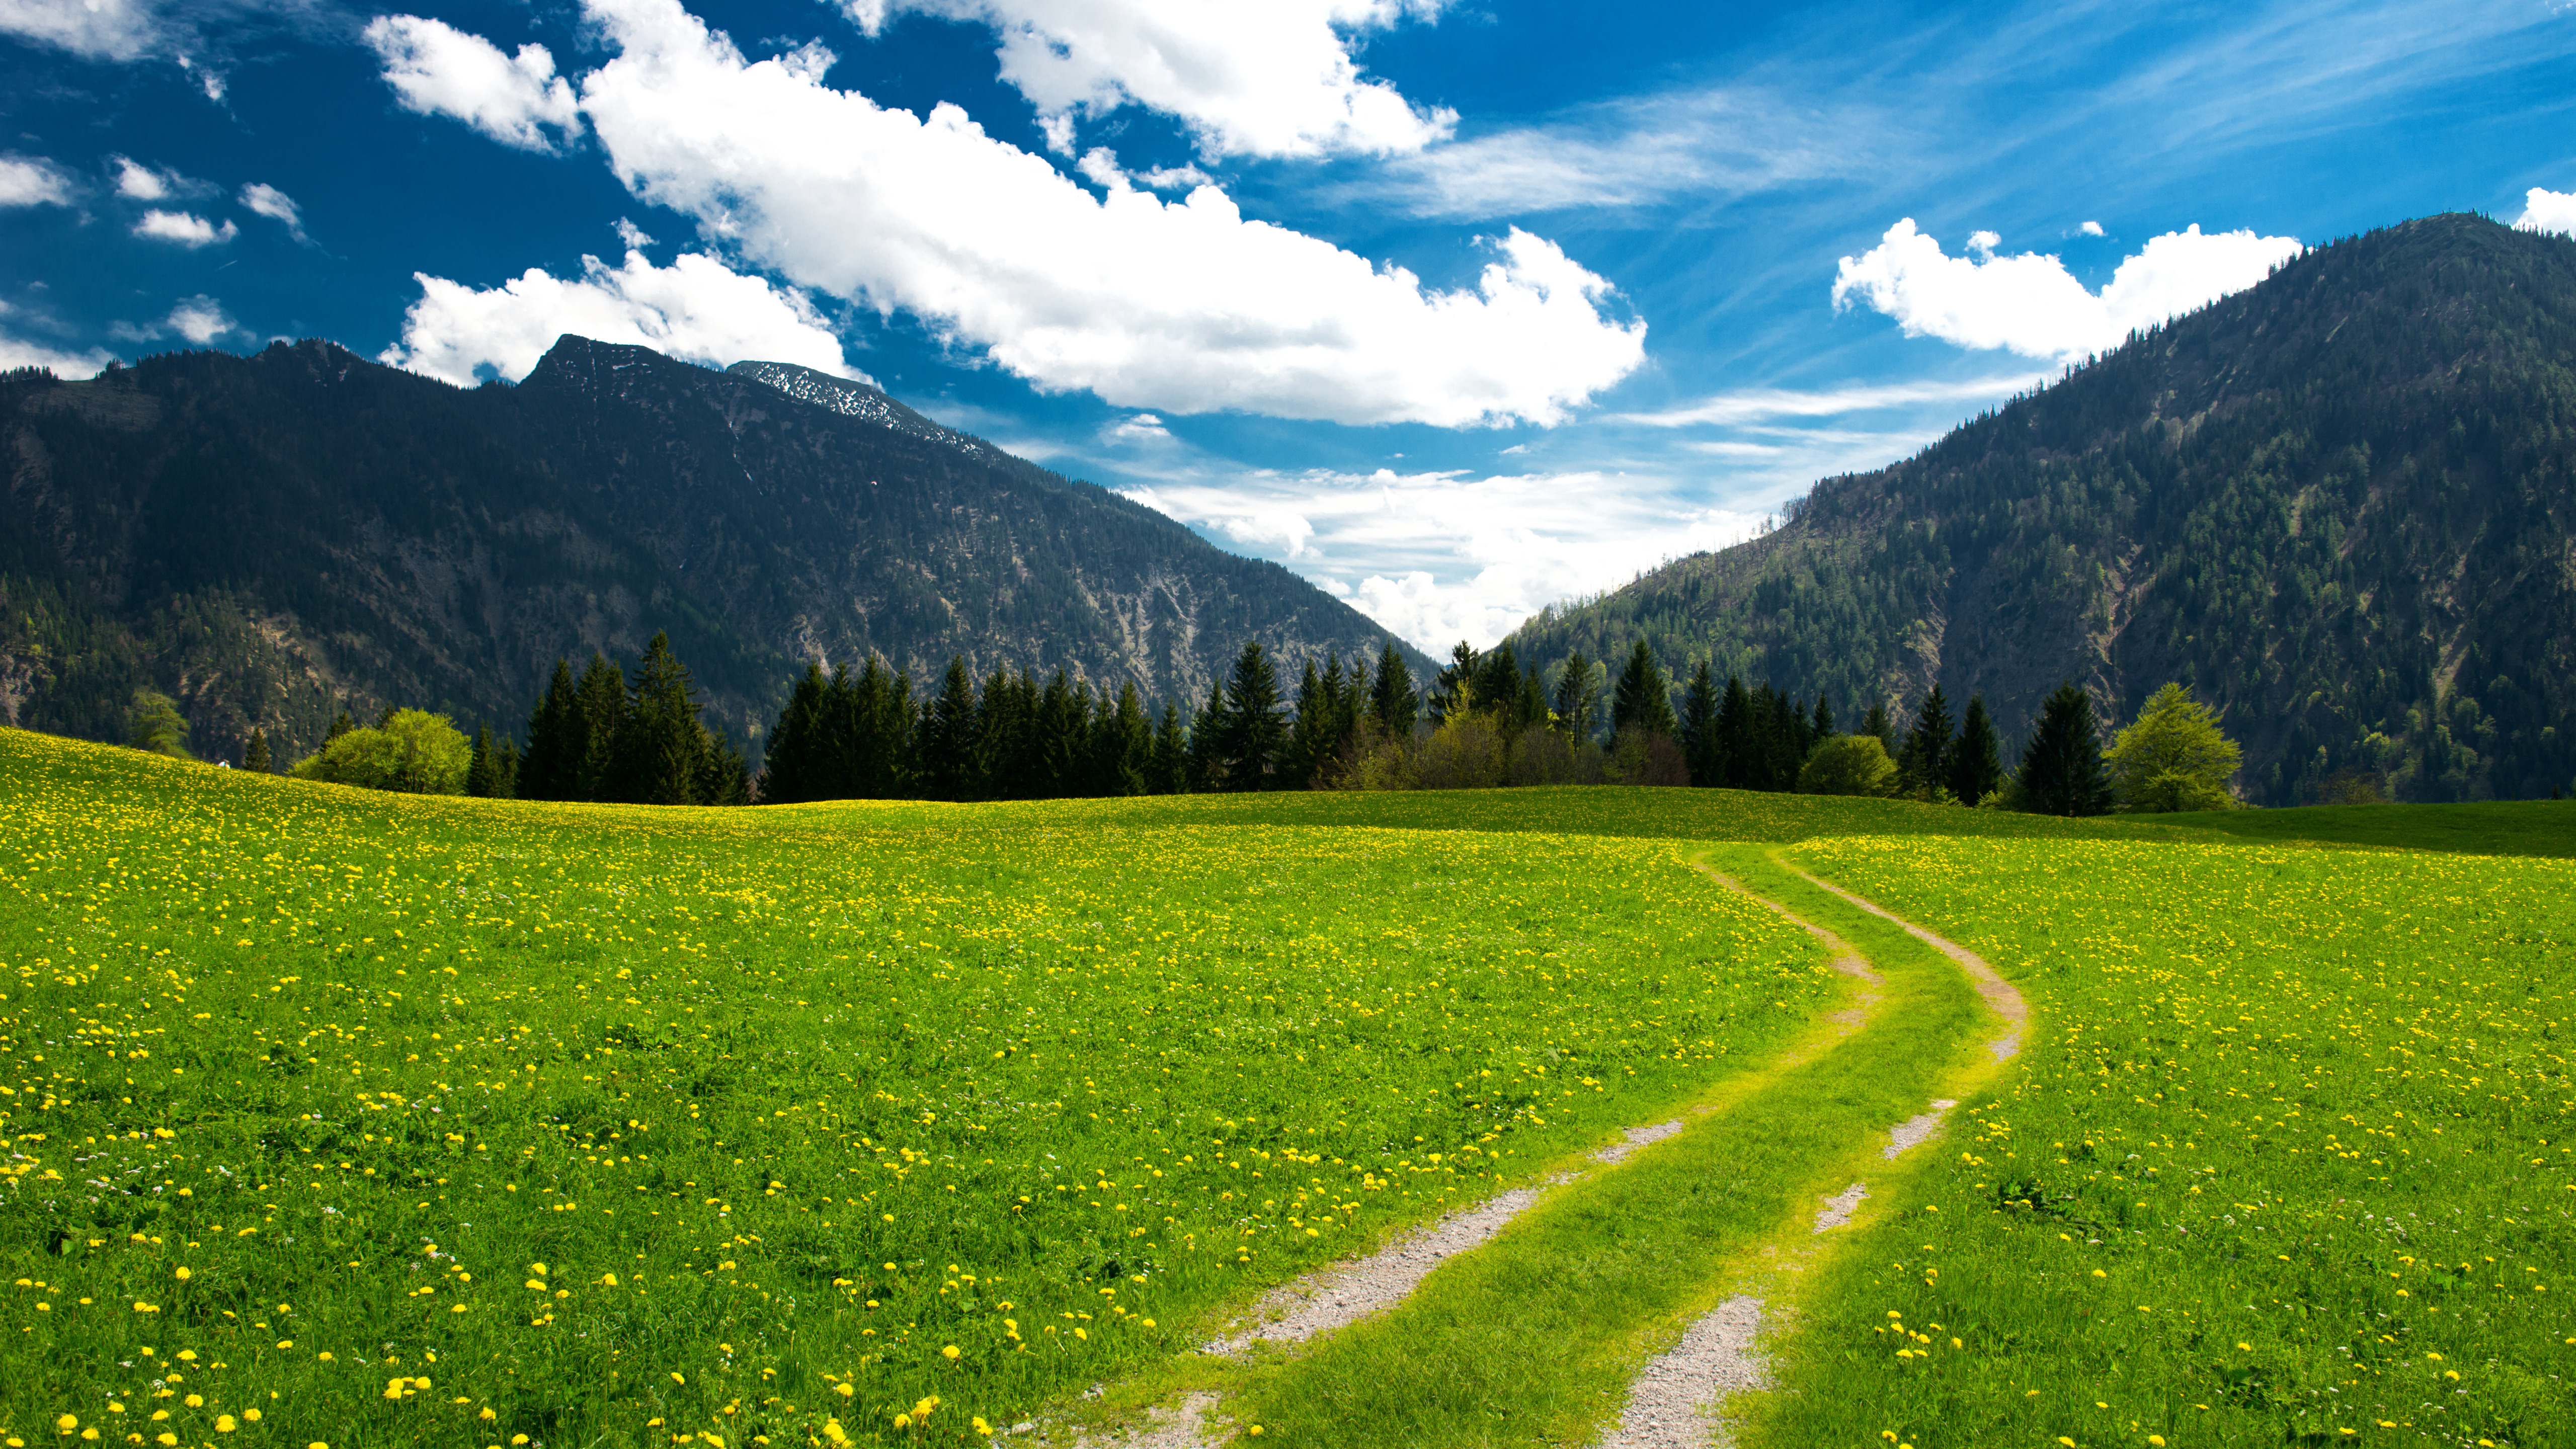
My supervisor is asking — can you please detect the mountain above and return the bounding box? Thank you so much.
[0,335,1430,767]
[1509,213,2576,804]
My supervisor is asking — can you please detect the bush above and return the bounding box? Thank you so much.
[1606,728,1689,786]
[292,709,471,794]
[1797,734,1898,796]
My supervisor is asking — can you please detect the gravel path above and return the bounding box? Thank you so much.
[1597,862,2030,1449]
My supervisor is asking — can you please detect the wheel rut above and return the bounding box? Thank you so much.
[1067,851,2024,1449]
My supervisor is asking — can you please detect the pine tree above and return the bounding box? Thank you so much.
[1220,640,1285,790]
[466,723,502,797]
[1430,641,1477,722]
[921,658,980,801]
[1678,659,1720,787]
[573,653,627,802]
[616,632,706,806]
[518,660,580,800]
[1810,694,1835,739]
[1552,650,1599,742]
[243,727,271,773]
[1716,674,1754,787]
[1862,699,1893,753]
[1950,694,2005,807]
[2018,682,2114,816]
[1906,684,1956,798]
[1149,701,1189,794]
[1283,656,1330,789]
[1609,641,1678,737]
[762,663,831,804]
[1371,639,1420,738]
[845,658,913,799]
[1188,678,1227,792]
[1092,682,1152,795]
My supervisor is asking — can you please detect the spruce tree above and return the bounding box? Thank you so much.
[1677,659,1720,787]
[1284,656,1330,788]
[763,664,831,804]
[466,723,501,797]
[1094,682,1152,795]
[1609,641,1678,737]
[1371,639,1420,738]
[1716,674,1753,787]
[1552,650,1599,742]
[518,660,580,800]
[243,727,271,773]
[327,709,356,744]
[1149,702,1189,794]
[2018,682,2114,816]
[921,658,979,801]
[1430,642,1477,722]
[1220,640,1285,791]
[616,632,707,806]
[573,653,626,801]
[1187,678,1227,791]
[1950,694,2005,807]
[1862,699,1894,753]
[1906,684,1956,797]
[1810,694,1835,739]
[494,735,519,798]
[846,659,914,799]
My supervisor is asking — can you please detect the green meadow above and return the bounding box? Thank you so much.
[0,728,2568,1448]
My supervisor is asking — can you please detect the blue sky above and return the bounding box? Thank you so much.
[4,0,2573,650]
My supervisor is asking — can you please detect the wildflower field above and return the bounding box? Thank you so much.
[1755,836,2576,1449]
[3,728,2571,1449]
[0,731,1834,1447]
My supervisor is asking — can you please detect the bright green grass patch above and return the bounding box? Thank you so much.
[0,729,1831,1447]
[1754,836,2576,1449]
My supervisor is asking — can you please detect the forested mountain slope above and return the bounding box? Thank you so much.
[0,336,1425,765]
[1510,213,2576,803]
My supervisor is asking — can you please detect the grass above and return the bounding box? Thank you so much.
[0,729,1830,1448]
[1752,834,2576,1449]
[5,725,2571,1449]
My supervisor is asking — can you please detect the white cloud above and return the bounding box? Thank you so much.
[2079,219,2105,236]
[858,0,1455,159]
[364,14,585,151]
[1136,163,1213,191]
[1611,372,2048,428]
[571,0,1641,426]
[0,0,164,60]
[1106,412,1169,442]
[2516,187,2576,236]
[380,245,859,386]
[0,0,320,65]
[113,156,172,199]
[238,182,303,236]
[1832,218,2301,360]
[165,295,237,344]
[0,301,111,377]
[1119,465,1738,650]
[132,209,236,246]
[0,155,71,207]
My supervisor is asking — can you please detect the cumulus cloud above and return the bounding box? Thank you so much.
[562,0,1639,425]
[364,14,585,151]
[2079,219,2105,236]
[380,245,859,386]
[1832,218,2302,361]
[238,182,305,237]
[132,209,236,246]
[855,0,1454,159]
[165,295,237,344]
[2516,187,2576,236]
[0,155,72,207]
[113,156,173,200]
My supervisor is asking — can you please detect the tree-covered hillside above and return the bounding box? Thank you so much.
[1509,213,2576,803]
[0,336,1429,766]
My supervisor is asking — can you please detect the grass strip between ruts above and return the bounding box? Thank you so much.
[1183,845,1993,1448]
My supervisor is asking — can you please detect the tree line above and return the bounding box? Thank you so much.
[166,624,2243,816]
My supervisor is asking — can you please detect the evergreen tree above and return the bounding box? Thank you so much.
[762,663,831,804]
[1950,694,2005,807]
[573,653,626,801]
[616,631,707,806]
[1862,698,1894,754]
[2104,682,2244,812]
[1283,657,1331,788]
[1430,641,1478,722]
[1678,659,1720,787]
[1219,640,1286,790]
[1092,682,1153,795]
[1810,694,1835,739]
[1715,674,1754,787]
[1552,650,1600,742]
[1034,670,1088,797]
[1188,678,1227,792]
[695,731,752,806]
[466,723,503,797]
[243,727,271,773]
[1905,684,1956,797]
[1371,639,1420,738]
[518,660,580,800]
[2018,682,2114,816]
[1148,701,1190,794]
[921,657,980,801]
[326,709,355,744]
[493,734,519,798]
[844,659,914,799]
[1609,640,1678,737]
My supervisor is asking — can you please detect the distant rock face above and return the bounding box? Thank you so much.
[0,335,1428,768]
[726,361,999,464]
[1508,214,2576,804]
